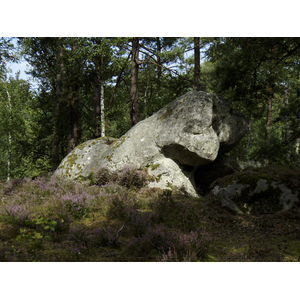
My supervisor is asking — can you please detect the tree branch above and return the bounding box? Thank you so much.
[138,60,179,75]
[109,51,131,108]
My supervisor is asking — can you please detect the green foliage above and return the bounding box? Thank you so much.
[0,37,300,180]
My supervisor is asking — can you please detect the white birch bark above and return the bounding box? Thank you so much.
[100,79,105,137]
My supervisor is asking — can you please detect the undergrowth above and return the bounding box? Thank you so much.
[0,166,299,262]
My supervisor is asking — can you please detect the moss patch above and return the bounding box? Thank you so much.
[211,165,300,215]
[234,183,284,214]
[160,107,173,121]
[104,135,128,162]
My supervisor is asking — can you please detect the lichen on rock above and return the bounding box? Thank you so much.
[54,91,248,197]
[210,165,300,214]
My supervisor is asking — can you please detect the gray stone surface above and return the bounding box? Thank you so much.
[54,91,248,197]
[210,166,299,214]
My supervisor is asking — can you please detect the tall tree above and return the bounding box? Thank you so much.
[130,37,139,127]
[53,37,64,169]
[296,55,300,156]
[265,43,275,145]
[67,40,80,153]
[284,82,290,162]
[92,38,106,138]
[193,37,200,91]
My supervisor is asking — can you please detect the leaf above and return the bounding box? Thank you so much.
[34,232,43,239]
[44,226,49,230]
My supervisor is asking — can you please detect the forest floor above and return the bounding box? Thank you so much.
[0,173,299,262]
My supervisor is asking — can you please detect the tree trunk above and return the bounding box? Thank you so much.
[193,37,200,91]
[284,83,290,162]
[67,42,79,153]
[265,66,274,145]
[5,89,12,182]
[242,112,252,159]
[144,67,150,118]
[296,56,300,156]
[130,37,139,127]
[265,44,276,146]
[100,75,105,137]
[265,82,273,144]
[53,37,64,170]
[3,57,12,182]
[93,80,100,138]
[156,37,162,80]
[93,39,101,138]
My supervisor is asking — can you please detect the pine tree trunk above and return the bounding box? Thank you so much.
[130,37,139,127]
[156,37,162,80]
[243,113,252,159]
[284,83,290,162]
[67,42,79,153]
[296,56,300,156]
[193,37,200,91]
[53,37,64,170]
[265,73,274,145]
[93,42,101,138]
[144,68,150,118]
[265,45,275,146]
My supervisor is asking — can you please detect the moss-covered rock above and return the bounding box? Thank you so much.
[210,165,300,214]
[54,91,248,198]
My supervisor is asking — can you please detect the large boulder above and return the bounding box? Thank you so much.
[210,165,300,214]
[54,91,248,197]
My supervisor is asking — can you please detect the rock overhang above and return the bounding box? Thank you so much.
[54,91,249,197]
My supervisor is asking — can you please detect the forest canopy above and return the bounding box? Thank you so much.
[0,37,300,182]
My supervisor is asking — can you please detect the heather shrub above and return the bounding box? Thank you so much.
[149,190,174,221]
[127,209,153,237]
[106,191,139,220]
[1,203,31,226]
[52,240,88,262]
[100,181,128,198]
[118,166,150,190]
[92,226,121,248]
[159,247,182,262]
[159,229,213,262]
[177,203,201,232]
[58,191,94,220]
[92,166,111,186]
[69,224,91,250]
[0,244,29,262]
[177,229,213,260]
[3,178,23,195]
[127,226,177,256]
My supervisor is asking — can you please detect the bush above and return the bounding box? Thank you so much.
[58,191,94,220]
[3,179,22,195]
[118,166,150,190]
[127,226,177,256]
[127,209,153,237]
[92,226,121,248]
[92,166,111,186]
[158,229,213,262]
[1,203,31,226]
[106,191,139,221]
[69,224,91,250]
[0,244,29,262]
[150,190,174,221]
